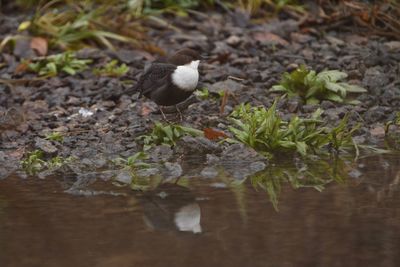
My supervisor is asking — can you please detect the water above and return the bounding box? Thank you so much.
[1,154,400,267]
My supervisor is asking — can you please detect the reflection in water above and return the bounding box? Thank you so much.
[174,203,201,233]
[0,154,400,267]
[0,195,6,217]
[250,156,355,209]
[141,183,201,233]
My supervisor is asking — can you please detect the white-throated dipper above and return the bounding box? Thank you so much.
[135,48,202,120]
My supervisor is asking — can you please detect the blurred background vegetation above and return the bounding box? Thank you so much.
[0,0,307,54]
[0,0,398,54]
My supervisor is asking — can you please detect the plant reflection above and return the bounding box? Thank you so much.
[250,157,353,210]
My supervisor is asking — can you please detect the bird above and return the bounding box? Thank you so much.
[134,48,203,120]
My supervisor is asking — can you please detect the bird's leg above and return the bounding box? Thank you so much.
[158,106,169,122]
[175,105,183,122]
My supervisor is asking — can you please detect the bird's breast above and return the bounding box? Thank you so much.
[171,66,199,91]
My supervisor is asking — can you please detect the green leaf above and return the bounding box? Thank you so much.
[295,141,307,156]
[318,70,347,82]
[344,99,362,105]
[18,21,31,31]
[338,83,368,93]
[270,85,288,92]
[306,97,320,105]
[325,93,343,103]
[311,108,324,119]
[62,66,76,75]
[304,70,316,86]
[305,85,320,98]
[46,62,58,75]
[325,82,342,93]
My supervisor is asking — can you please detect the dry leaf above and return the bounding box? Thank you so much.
[8,147,26,160]
[204,128,227,140]
[140,103,153,116]
[14,61,30,74]
[360,11,370,22]
[30,37,48,56]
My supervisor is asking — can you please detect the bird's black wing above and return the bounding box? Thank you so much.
[137,63,177,98]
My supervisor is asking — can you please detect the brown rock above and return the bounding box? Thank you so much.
[370,126,385,138]
[253,32,289,46]
[384,41,400,52]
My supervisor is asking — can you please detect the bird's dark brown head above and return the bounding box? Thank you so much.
[168,48,202,66]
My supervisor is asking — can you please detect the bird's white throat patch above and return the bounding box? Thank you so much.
[171,60,199,91]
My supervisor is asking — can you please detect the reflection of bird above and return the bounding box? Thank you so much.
[141,183,202,234]
[134,48,203,120]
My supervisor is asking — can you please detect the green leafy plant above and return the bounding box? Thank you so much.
[21,150,74,175]
[46,156,73,169]
[195,88,225,101]
[271,65,367,104]
[220,0,304,15]
[327,113,360,155]
[28,52,92,76]
[266,0,304,12]
[21,150,46,175]
[113,152,150,170]
[138,122,203,150]
[45,132,64,142]
[143,0,214,16]
[384,112,400,148]
[228,100,359,158]
[385,111,400,134]
[93,60,129,77]
[194,88,210,100]
[199,0,304,16]
[113,152,161,191]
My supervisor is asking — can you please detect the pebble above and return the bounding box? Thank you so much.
[34,138,58,154]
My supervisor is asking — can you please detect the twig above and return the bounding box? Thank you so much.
[219,90,229,115]
[0,78,46,89]
[227,75,245,82]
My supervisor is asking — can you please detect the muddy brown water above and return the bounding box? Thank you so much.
[1,154,400,267]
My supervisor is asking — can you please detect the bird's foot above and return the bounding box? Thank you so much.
[158,106,169,122]
[175,105,183,122]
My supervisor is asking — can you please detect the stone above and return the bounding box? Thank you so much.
[253,32,289,46]
[226,35,241,46]
[348,169,362,179]
[210,79,244,94]
[363,67,390,95]
[115,170,132,184]
[370,126,386,138]
[200,166,219,179]
[290,32,313,43]
[137,168,159,177]
[325,36,345,46]
[177,136,221,155]
[34,138,58,154]
[383,41,400,52]
[149,145,173,162]
[164,162,182,179]
[204,144,268,180]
